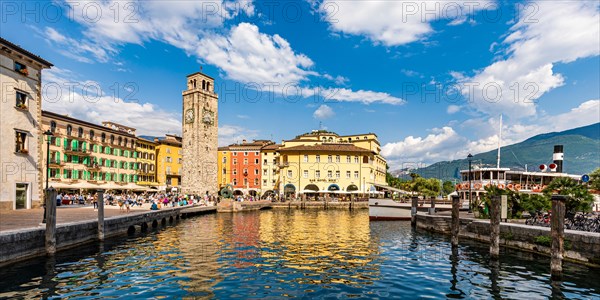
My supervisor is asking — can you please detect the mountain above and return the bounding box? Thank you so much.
[401,123,600,181]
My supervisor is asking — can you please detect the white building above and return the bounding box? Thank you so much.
[0,37,53,210]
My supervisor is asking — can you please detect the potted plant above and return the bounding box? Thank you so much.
[18,68,29,76]
[16,103,27,110]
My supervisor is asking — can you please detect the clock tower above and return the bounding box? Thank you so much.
[181,71,218,195]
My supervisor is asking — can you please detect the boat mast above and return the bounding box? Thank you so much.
[497,114,502,169]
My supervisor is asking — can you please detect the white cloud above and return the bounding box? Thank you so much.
[42,27,114,63]
[304,87,406,105]
[318,0,495,46]
[42,68,181,136]
[196,22,317,85]
[313,104,335,119]
[447,105,460,114]
[459,1,600,119]
[218,124,259,146]
[383,100,600,167]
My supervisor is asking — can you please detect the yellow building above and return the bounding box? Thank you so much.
[277,130,387,198]
[136,138,158,188]
[155,134,182,192]
[260,143,280,195]
[217,147,231,190]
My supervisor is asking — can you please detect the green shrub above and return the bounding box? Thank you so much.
[534,235,551,247]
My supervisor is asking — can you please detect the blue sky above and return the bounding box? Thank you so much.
[2,0,599,168]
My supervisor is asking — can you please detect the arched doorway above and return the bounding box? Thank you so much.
[347,184,359,191]
[249,190,258,197]
[327,184,340,191]
[262,190,274,199]
[233,190,243,196]
[284,184,296,199]
[304,184,319,192]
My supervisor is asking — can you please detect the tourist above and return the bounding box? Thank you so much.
[150,201,158,210]
[56,193,62,206]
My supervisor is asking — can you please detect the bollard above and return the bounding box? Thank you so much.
[45,187,57,255]
[428,197,436,215]
[551,195,566,279]
[97,190,105,241]
[451,195,460,247]
[490,195,501,259]
[411,196,419,227]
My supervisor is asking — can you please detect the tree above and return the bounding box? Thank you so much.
[589,168,600,191]
[442,181,455,196]
[543,177,594,213]
[411,177,441,198]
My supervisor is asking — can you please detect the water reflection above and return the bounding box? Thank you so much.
[0,210,599,299]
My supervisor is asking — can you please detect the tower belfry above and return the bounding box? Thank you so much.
[181,71,218,195]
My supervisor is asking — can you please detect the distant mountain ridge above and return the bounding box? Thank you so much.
[400,123,600,181]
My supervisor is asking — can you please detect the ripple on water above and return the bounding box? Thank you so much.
[0,210,598,299]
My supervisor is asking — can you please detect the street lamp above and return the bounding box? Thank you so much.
[467,153,473,213]
[42,129,53,223]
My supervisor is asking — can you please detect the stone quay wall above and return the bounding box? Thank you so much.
[415,214,600,266]
[0,206,216,267]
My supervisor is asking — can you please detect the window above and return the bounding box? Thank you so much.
[303,170,308,178]
[272,179,276,184]
[287,170,293,178]
[78,127,83,138]
[166,166,171,175]
[263,159,267,165]
[89,130,95,140]
[233,158,237,165]
[363,156,369,163]
[15,91,27,109]
[336,171,340,178]
[244,152,248,156]
[327,170,332,178]
[346,156,351,163]
[315,170,321,178]
[316,155,320,163]
[263,169,268,175]
[15,131,27,153]
[233,152,237,156]
[254,169,259,175]
[223,157,228,163]
[243,168,248,175]
[66,125,72,136]
[354,156,359,163]
[178,158,182,164]
[166,148,171,154]
[254,178,259,185]
[336,155,340,163]
[303,155,308,162]
[327,155,332,163]
[263,179,267,185]
[222,168,227,175]
[346,171,351,179]
[118,137,122,146]
[110,135,115,144]
[255,151,259,155]
[354,171,359,179]
[166,156,172,163]
[50,121,57,133]
[14,61,28,76]
[233,179,237,185]
[101,133,106,143]
[244,158,248,165]
[255,158,259,164]
[273,159,277,165]
[233,169,237,175]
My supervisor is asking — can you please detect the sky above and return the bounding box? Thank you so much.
[2,0,599,170]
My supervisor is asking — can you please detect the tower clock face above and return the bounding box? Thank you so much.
[202,109,214,126]
[185,108,194,123]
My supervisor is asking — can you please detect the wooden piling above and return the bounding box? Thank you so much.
[451,195,460,247]
[411,196,419,227]
[551,195,566,279]
[429,197,436,215]
[349,194,354,211]
[45,187,57,255]
[490,195,500,258]
[97,190,105,241]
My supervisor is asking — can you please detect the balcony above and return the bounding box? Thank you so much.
[64,146,91,156]
[86,163,101,171]
[49,159,65,167]
[278,162,289,168]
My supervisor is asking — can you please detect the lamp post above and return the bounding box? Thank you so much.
[467,153,473,213]
[42,129,53,223]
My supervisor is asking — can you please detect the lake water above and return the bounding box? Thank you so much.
[0,210,599,299]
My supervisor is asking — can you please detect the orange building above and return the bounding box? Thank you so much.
[222,140,272,197]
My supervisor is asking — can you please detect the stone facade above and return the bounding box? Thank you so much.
[181,72,218,195]
[0,37,52,210]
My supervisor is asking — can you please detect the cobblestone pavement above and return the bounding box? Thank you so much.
[0,204,156,232]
